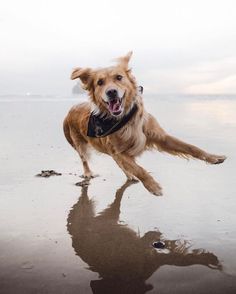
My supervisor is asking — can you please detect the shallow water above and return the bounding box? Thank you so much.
[0,95,236,293]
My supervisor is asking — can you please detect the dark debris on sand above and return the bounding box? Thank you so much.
[36,170,62,178]
[152,241,165,249]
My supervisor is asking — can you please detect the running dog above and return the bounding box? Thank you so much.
[63,52,226,195]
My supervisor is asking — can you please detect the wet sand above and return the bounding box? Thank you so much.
[0,95,236,293]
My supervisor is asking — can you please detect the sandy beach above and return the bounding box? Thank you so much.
[0,94,236,294]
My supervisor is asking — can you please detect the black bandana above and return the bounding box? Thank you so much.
[87,104,138,138]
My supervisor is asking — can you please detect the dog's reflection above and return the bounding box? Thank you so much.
[67,180,221,294]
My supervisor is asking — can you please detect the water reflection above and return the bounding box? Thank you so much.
[67,180,221,294]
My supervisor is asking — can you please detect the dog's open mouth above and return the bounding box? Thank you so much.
[107,98,123,116]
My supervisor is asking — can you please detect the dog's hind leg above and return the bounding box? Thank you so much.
[157,135,226,164]
[144,114,226,164]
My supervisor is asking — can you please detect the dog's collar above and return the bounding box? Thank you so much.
[87,103,138,138]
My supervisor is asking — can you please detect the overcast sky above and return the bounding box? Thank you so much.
[1,0,236,95]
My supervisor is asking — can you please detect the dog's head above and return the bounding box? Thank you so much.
[71,52,137,117]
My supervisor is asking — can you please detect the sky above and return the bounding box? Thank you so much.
[1,0,236,95]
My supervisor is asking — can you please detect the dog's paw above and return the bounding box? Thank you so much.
[80,173,99,179]
[126,174,138,181]
[75,179,90,187]
[144,179,163,196]
[206,155,227,165]
[152,189,163,196]
[128,178,139,184]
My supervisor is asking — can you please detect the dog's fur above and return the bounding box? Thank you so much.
[63,52,226,195]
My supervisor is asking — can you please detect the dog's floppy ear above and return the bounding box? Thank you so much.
[115,51,133,69]
[71,67,93,85]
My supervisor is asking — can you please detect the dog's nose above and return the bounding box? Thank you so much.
[106,89,118,99]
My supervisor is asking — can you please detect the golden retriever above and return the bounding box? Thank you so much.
[63,52,226,195]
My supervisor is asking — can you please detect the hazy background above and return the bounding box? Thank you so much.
[1,0,236,96]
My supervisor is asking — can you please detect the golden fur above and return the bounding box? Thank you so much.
[63,52,226,195]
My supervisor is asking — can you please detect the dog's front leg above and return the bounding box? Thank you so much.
[112,153,162,196]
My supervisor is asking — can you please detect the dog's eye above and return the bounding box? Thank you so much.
[97,79,104,86]
[116,75,123,81]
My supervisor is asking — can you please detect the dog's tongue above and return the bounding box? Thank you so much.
[108,98,121,113]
